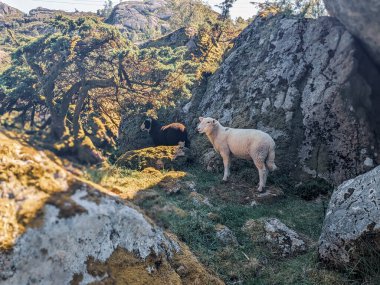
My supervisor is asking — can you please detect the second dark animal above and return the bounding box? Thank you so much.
[140,118,190,148]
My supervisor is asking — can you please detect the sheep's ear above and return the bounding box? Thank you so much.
[199,117,204,122]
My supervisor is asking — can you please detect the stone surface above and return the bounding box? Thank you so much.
[318,166,380,268]
[106,0,172,41]
[0,2,23,19]
[324,0,380,67]
[188,14,380,185]
[0,131,223,285]
[215,224,238,246]
[243,218,308,257]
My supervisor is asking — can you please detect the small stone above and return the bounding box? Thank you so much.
[363,157,374,167]
[175,265,188,277]
[242,218,308,257]
[215,224,238,246]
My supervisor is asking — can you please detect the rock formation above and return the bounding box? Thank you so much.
[0,2,23,19]
[324,0,380,67]
[106,0,172,41]
[318,165,380,268]
[187,14,380,185]
[0,131,222,284]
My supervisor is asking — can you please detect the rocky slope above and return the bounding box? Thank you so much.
[324,0,380,67]
[0,131,222,284]
[186,14,380,185]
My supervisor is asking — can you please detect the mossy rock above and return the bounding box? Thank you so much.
[116,145,193,170]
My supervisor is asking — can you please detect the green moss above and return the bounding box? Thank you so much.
[116,145,192,170]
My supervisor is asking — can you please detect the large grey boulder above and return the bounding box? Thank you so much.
[106,0,172,41]
[324,0,380,67]
[188,14,380,185]
[0,131,222,285]
[318,166,380,268]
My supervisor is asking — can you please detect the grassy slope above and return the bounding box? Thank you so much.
[86,163,357,285]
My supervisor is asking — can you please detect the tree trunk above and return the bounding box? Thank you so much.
[73,87,89,139]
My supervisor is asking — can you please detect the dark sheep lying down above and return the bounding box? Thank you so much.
[141,118,190,148]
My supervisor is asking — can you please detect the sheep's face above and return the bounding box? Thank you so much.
[140,119,151,132]
[197,117,217,134]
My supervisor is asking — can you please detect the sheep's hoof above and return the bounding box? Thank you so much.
[257,187,265,193]
[221,179,228,184]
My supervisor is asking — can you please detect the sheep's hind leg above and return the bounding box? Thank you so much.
[253,159,267,193]
[220,151,231,182]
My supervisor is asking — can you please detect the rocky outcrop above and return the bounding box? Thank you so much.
[106,0,172,41]
[324,0,380,67]
[0,2,23,19]
[188,14,380,185]
[318,165,380,268]
[0,131,222,284]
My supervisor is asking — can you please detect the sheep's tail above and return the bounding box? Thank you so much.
[266,143,277,171]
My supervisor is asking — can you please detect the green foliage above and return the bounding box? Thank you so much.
[0,16,199,162]
[90,164,349,284]
[251,0,327,18]
[167,0,220,32]
[216,0,237,20]
[292,178,333,201]
[97,0,116,18]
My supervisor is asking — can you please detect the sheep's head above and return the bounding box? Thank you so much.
[197,117,217,134]
[140,118,152,132]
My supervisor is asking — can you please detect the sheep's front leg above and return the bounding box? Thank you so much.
[220,151,231,182]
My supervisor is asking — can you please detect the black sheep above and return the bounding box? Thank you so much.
[140,118,190,148]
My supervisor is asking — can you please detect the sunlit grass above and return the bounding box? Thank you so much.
[86,164,354,285]
[85,166,186,199]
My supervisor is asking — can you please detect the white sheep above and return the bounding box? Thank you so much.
[197,117,277,192]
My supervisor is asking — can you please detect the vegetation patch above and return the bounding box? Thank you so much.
[88,164,351,284]
[0,131,70,250]
[116,145,193,170]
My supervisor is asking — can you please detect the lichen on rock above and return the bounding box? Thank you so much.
[318,165,380,269]
[242,218,309,257]
[0,131,223,284]
[187,14,380,185]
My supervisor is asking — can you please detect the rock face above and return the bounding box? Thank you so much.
[106,0,172,41]
[0,2,23,19]
[0,131,222,285]
[324,0,380,67]
[318,166,380,268]
[188,14,380,185]
[243,218,309,257]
